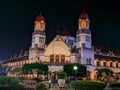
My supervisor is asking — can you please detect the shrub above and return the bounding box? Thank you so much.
[66,80,73,84]
[0,76,25,89]
[70,80,106,90]
[0,87,26,90]
[36,82,47,90]
[109,82,120,88]
[57,71,67,79]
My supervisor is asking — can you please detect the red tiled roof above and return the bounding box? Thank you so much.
[79,12,89,19]
[35,14,45,21]
[59,29,71,36]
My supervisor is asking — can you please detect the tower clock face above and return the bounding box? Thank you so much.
[81,20,86,28]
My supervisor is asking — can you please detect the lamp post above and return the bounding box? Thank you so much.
[73,66,78,80]
[48,79,51,88]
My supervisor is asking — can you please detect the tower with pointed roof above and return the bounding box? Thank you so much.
[76,11,94,65]
[3,11,120,80]
[31,13,46,49]
[29,13,46,63]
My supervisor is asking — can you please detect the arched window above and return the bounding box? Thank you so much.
[86,58,91,65]
[56,55,59,62]
[61,55,65,62]
[116,63,118,68]
[36,21,40,29]
[103,62,106,67]
[81,19,86,29]
[50,55,54,62]
[96,61,100,66]
[110,62,112,67]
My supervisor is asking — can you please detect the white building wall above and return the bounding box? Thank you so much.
[81,49,94,65]
[32,34,46,48]
[70,54,76,63]
[80,34,91,48]
[48,66,63,71]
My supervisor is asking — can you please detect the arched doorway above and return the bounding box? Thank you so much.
[50,71,56,80]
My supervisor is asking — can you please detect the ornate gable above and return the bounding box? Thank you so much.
[44,35,71,56]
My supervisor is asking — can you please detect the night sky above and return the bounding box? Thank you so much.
[0,0,120,59]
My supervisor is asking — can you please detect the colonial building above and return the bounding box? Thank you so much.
[2,12,120,80]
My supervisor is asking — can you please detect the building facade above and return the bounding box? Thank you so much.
[3,12,120,80]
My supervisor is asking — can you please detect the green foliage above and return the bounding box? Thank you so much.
[96,68,114,81]
[64,63,86,77]
[0,76,25,89]
[97,68,113,77]
[57,71,67,79]
[0,87,26,90]
[22,63,48,78]
[109,82,120,88]
[66,80,73,84]
[70,80,106,90]
[36,82,47,90]
[49,88,74,90]
[10,67,23,77]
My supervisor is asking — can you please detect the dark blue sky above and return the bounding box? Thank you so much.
[0,0,120,59]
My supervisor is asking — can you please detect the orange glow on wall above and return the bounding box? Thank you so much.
[35,21,40,29]
[81,19,86,28]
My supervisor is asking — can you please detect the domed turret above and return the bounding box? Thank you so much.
[31,13,46,49]
[35,14,45,21]
[79,12,89,19]
[78,11,90,30]
[34,13,46,31]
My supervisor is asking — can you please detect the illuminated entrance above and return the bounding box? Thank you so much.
[50,71,56,79]
[48,66,63,79]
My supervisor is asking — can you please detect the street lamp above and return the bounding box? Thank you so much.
[73,66,78,80]
[48,79,51,88]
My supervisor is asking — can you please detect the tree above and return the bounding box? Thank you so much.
[36,82,47,90]
[64,63,86,78]
[0,76,25,89]
[10,67,23,77]
[114,72,120,81]
[22,63,48,81]
[57,71,67,79]
[96,68,114,81]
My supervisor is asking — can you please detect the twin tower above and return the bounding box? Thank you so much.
[31,12,91,49]
[30,11,94,65]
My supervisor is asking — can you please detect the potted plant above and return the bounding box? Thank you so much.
[57,71,67,88]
